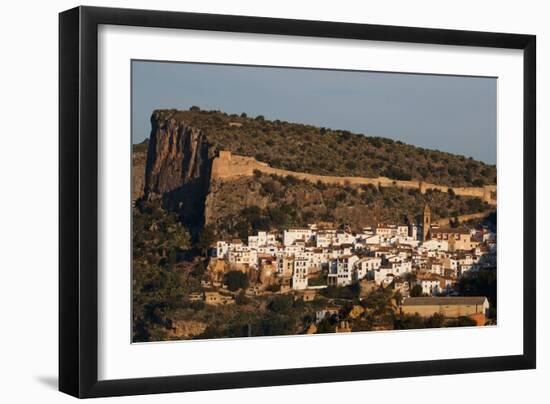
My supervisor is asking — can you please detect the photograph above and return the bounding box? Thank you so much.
[1,1,543,401]
[131,61,498,342]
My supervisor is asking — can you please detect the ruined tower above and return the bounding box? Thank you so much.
[422,204,431,241]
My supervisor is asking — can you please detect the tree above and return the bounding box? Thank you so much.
[410,284,424,297]
[404,272,417,284]
[223,271,249,291]
[394,290,403,306]
[458,268,497,310]
[394,313,426,330]
[450,216,460,228]
[170,226,191,250]
[360,288,392,316]
[235,291,251,305]
[197,225,216,256]
[267,295,294,314]
[425,313,445,328]
[472,178,485,187]
[316,317,335,333]
[447,316,477,327]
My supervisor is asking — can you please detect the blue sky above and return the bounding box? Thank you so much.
[132,61,496,164]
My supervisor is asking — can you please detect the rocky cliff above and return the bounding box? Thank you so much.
[138,108,496,240]
[143,111,215,232]
[145,111,213,195]
[132,140,148,202]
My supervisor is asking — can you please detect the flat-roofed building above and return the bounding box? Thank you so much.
[430,228,479,251]
[402,296,489,318]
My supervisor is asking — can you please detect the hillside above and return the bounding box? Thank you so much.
[132,139,148,201]
[131,107,497,341]
[147,108,496,187]
[132,107,496,239]
[206,170,491,241]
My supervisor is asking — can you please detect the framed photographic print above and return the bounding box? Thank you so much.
[59,6,536,398]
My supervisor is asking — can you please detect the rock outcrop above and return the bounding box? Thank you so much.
[139,109,497,240]
[169,320,207,339]
[145,111,212,195]
[144,111,215,231]
[132,140,148,202]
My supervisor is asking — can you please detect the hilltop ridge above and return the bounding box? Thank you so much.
[132,108,496,240]
[141,108,496,188]
[210,151,496,205]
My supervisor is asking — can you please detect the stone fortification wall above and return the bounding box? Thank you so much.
[210,151,497,205]
[432,211,493,226]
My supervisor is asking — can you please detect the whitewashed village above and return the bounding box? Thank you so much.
[199,205,496,330]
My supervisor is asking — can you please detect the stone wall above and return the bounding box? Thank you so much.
[402,304,485,318]
[432,211,494,226]
[210,151,497,205]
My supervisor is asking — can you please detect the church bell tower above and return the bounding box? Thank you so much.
[422,204,431,241]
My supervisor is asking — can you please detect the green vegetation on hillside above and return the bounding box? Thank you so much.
[132,138,149,153]
[151,108,496,187]
[210,171,491,240]
[132,199,197,341]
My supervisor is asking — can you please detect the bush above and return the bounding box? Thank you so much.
[267,295,294,314]
[223,271,249,291]
[425,313,445,328]
[410,284,424,297]
[472,178,485,187]
[265,283,281,293]
[235,291,251,305]
[447,316,478,327]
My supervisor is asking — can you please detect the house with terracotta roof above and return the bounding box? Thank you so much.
[430,227,479,251]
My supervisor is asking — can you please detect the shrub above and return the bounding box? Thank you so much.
[267,295,294,314]
[223,271,249,291]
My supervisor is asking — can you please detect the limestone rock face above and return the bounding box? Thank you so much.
[145,111,212,195]
[170,320,207,339]
[144,111,215,231]
[206,258,229,283]
[204,177,269,233]
[258,264,278,288]
[348,305,365,319]
[306,323,317,334]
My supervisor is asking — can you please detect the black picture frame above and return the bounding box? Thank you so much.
[59,5,536,398]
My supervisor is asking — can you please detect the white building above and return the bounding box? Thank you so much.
[331,255,359,286]
[334,231,356,246]
[355,257,382,280]
[422,239,449,252]
[316,230,336,248]
[364,234,381,245]
[409,224,421,240]
[416,275,443,295]
[216,241,229,258]
[248,231,276,249]
[397,225,409,237]
[373,266,396,285]
[283,228,313,246]
[292,258,309,290]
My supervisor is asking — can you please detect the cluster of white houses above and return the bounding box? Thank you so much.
[213,206,496,297]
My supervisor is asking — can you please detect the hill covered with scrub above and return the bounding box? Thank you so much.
[132,107,496,239]
[206,170,491,241]
[131,107,496,341]
[149,108,496,187]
